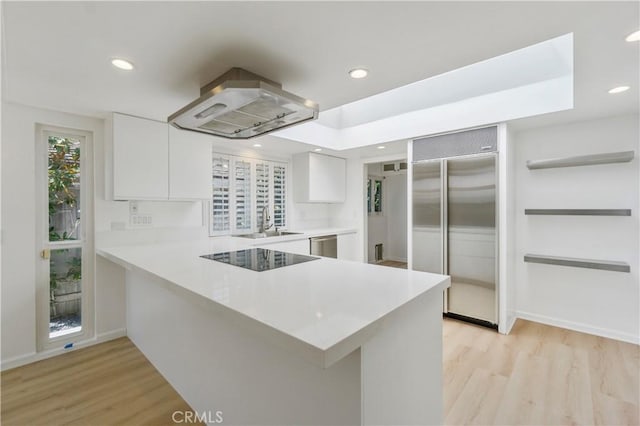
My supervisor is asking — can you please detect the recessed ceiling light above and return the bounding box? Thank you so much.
[377,146,386,150]
[313,148,322,152]
[349,68,368,79]
[111,58,134,71]
[253,143,262,148]
[608,86,630,94]
[625,30,640,42]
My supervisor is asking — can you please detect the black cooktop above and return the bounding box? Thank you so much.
[201,248,319,272]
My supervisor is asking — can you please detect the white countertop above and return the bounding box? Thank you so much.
[98,233,450,367]
[237,227,357,246]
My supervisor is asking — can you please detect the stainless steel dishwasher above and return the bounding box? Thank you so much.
[309,235,338,258]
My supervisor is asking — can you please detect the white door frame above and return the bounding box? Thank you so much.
[35,124,95,352]
[361,153,407,264]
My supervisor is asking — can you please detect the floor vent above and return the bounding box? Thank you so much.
[375,243,383,262]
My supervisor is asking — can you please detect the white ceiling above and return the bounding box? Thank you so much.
[2,1,638,154]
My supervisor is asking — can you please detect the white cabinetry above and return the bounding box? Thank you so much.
[260,239,310,256]
[110,113,211,201]
[169,126,212,200]
[337,232,359,261]
[292,152,345,203]
[112,113,168,200]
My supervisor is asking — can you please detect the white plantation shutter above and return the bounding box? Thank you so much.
[234,160,252,231]
[273,164,286,228]
[255,162,270,230]
[210,154,287,236]
[211,156,230,232]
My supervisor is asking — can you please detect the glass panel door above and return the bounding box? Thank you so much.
[42,133,87,343]
[49,246,82,338]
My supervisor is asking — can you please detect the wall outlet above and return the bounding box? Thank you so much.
[129,201,139,215]
[130,215,153,227]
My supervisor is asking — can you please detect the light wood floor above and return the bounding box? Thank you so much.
[444,318,640,425]
[2,321,638,425]
[377,260,408,269]
[1,337,200,425]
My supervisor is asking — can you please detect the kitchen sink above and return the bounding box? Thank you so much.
[236,231,302,239]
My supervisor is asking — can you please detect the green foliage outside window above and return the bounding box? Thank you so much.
[47,136,82,292]
[48,136,80,240]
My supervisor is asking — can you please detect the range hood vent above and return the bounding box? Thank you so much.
[168,68,319,139]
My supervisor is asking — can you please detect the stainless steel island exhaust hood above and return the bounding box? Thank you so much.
[168,68,319,139]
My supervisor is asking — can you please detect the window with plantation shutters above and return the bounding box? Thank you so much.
[210,153,288,236]
[234,160,252,231]
[211,157,230,232]
[255,162,270,231]
[273,164,286,228]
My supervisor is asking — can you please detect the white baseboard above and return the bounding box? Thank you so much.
[516,311,639,345]
[1,328,127,371]
[96,328,127,342]
[498,314,518,335]
[505,315,517,334]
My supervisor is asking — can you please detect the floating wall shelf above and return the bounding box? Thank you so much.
[525,209,632,216]
[524,254,630,273]
[526,151,635,170]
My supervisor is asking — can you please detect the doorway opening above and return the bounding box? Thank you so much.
[365,160,408,269]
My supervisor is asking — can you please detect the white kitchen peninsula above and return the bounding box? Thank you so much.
[98,237,449,426]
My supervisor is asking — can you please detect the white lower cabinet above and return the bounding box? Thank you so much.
[257,233,358,259]
[337,233,359,261]
[261,239,310,256]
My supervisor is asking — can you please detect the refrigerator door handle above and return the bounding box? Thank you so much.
[442,159,448,276]
[442,159,449,313]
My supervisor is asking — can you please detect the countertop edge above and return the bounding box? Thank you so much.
[97,242,450,369]
[239,228,358,246]
[97,249,331,367]
[321,277,451,368]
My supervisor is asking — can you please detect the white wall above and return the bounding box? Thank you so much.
[513,114,639,343]
[1,103,108,363]
[385,173,408,262]
[366,164,386,262]
[499,123,517,334]
[0,102,207,368]
[289,203,332,230]
[367,215,387,262]
[330,157,366,262]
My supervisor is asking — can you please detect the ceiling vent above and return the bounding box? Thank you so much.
[168,68,319,139]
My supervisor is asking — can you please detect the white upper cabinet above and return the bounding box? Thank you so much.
[292,152,346,203]
[112,113,169,200]
[168,126,212,200]
[110,113,211,201]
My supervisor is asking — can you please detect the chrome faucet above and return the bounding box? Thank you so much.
[259,205,273,233]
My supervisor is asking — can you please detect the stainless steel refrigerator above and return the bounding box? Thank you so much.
[411,126,498,328]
